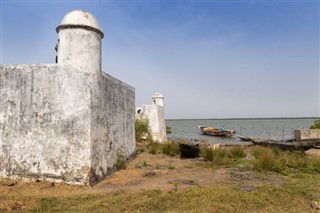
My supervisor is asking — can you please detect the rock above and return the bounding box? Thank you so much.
[142,171,156,177]
[241,185,256,192]
[305,149,320,157]
[311,201,320,209]
[199,140,210,147]
[0,180,17,187]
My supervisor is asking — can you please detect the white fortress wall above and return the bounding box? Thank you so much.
[0,10,136,185]
[0,64,92,184]
[89,72,135,184]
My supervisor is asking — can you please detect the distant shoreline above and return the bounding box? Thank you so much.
[166,117,320,121]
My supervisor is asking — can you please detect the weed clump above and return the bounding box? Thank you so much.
[230,146,247,158]
[115,148,127,169]
[310,119,320,129]
[200,146,246,166]
[135,118,152,142]
[252,146,283,173]
[148,141,161,155]
[162,142,180,157]
[251,146,320,174]
[200,147,214,161]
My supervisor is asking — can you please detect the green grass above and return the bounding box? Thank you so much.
[251,146,320,175]
[2,146,320,212]
[135,118,152,142]
[230,146,247,158]
[27,175,320,213]
[147,141,180,156]
[200,146,247,167]
[310,120,320,129]
[162,142,180,157]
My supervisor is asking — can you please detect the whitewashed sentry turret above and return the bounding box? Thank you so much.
[56,10,103,74]
[137,92,167,143]
[0,10,135,185]
[152,92,164,107]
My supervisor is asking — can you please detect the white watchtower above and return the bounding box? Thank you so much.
[56,10,104,74]
[152,92,164,107]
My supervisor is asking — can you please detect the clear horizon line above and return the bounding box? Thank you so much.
[166,116,320,121]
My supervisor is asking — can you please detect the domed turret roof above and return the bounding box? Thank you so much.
[152,92,164,99]
[56,10,104,38]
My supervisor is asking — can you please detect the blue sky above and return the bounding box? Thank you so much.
[1,1,319,119]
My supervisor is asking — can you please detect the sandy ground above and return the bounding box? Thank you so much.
[93,151,283,193]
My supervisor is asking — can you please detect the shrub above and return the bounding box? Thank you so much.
[252,146,320,174]
[115,148,127,169]
[135,160,151,168]
[252,146,284,174]
[211,149,232,166]
[310,120,320,129]
[230,146,246,158]
[135,118,152,142]
[148,141,161,155]
[166,126,172,134]
[167,165,176,170]
[162,142,180,157]
[200,147,214,161]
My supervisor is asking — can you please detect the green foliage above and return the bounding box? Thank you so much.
[162,142,180,157]
[115,148,127,169]
[171,181,179,191]
[135,160,152,169]
[252,146,284,173]
[230,146,247,158]
[135,118,152,142]
[200,147,214,161]
[148,141,162,155]
[167,165,176,170]
[200,146,246,166]
[251,146,320,174]
[166,126,172,134]
[310,120,320,129]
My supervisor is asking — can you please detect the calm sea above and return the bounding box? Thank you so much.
[166,118,317,144]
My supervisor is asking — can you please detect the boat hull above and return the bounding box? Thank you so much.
[199,126,236,137]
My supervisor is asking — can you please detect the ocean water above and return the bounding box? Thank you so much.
[166,118,316,144]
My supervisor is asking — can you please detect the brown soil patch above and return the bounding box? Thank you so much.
[93,151,282,193]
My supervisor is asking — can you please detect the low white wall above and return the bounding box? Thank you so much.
[294,129,320,140]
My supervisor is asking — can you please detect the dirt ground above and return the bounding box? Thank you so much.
[93,150,283,193]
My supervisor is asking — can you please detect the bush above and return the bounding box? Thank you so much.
[252,146,320,174]
[115,148,127,169]
[135,119,152,142]
[310,120,320,129]
[200,147,214,161]
[148,141,161,155]
[166,126,172,134]
[162,142,180,157]
[230,146,246,158]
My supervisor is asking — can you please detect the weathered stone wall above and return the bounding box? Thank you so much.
[0,64,92,184]
[89,72,135,184]
[294,129,320,140]
[0,10,136,185]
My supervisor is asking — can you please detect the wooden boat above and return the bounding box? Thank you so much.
[198,125,236,137]
[238,136,294,143]
[238,135,252,141]
[250,137,320,151]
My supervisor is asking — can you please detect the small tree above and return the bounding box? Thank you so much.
[135,118,152,142]
[166,126,172,134]
[310,120,320,129]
